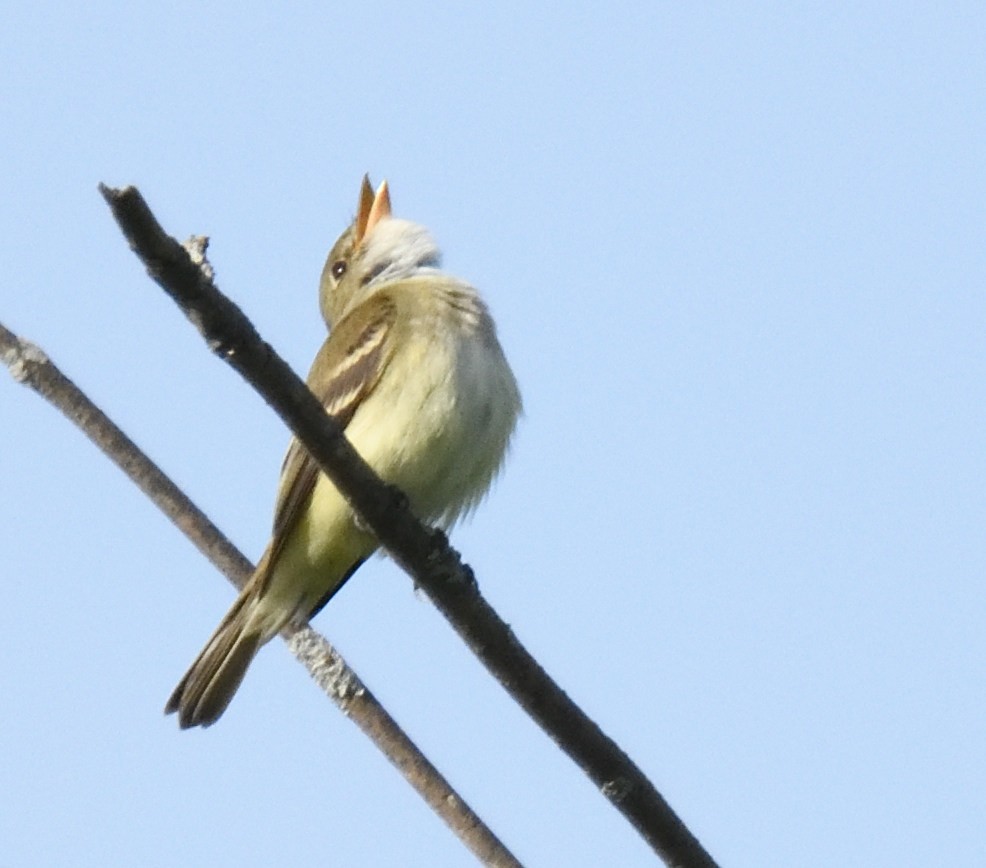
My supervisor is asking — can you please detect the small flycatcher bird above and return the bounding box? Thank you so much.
[166,177,521,728]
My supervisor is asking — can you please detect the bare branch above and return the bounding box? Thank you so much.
[0,320,522,868]
[0,322,252,585]
[97,183,719,867]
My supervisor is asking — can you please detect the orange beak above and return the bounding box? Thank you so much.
[354,175,392,247]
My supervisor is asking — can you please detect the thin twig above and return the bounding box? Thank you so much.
[0,320,522,868]
[96,183,719,867]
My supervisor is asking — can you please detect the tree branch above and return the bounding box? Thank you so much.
[98,183,719,867]
[0,320,521,868]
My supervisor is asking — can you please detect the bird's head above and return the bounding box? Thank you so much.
[319,177,441,327]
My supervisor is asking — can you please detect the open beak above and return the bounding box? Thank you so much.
[354,175,392,247]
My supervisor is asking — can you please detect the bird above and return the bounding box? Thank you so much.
[165,177,521,728]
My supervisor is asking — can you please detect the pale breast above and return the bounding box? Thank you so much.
[344,276,521,528]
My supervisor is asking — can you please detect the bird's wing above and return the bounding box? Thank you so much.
[264,293,398,573]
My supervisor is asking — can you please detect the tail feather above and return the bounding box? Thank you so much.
[167,538,364,728]
[166,592,270,729]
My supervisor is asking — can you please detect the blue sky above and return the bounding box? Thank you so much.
[2,4,984,866]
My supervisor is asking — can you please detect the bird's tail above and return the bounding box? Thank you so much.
[165,583,284,729]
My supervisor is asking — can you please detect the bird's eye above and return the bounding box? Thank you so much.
[331,260,347,279]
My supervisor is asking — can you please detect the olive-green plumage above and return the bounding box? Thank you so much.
[165,178,520,728]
